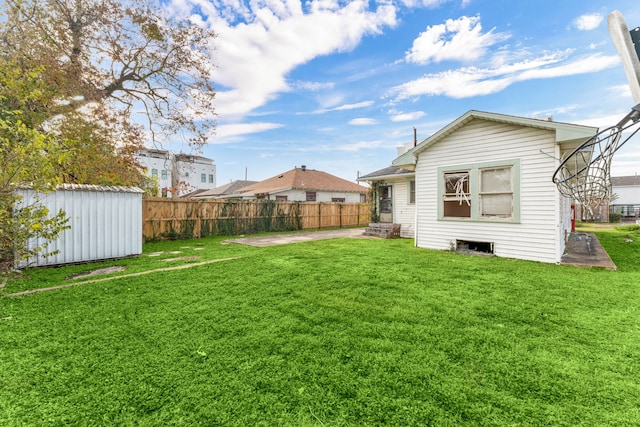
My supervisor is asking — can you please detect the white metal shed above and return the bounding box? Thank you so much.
[18,184,144,267]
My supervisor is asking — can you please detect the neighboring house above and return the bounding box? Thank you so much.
[226,166,369,202]
[174,153,216,196]
[360,110,598,264]
[611,175,640,219]
[135,149,216,197]
[191,180,258,199]
[135,148,173,196]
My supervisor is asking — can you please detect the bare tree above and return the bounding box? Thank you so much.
[1,0,217,148]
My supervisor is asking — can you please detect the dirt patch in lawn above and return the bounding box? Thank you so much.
[66,266,126,280]
[162,256,202,262]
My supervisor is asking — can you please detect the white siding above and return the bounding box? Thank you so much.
[415,119,564,263]
[18,187,143,267]
[386,178,416,238]
[612,185,640,205]
[253,190,365,203]
[137,153,173,197]
[175,158,217,196]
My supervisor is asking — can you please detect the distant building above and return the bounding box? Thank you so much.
[135,148,216,197]
[610,175,640,220]
[174,154,216,197]
[223,166,368,203]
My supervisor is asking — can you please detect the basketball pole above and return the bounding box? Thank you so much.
[608,10,640,104]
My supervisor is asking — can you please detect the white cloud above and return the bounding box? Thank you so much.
[210,122,283,144]
[400,0,449,7]
[391,111,426,122]
[573,111,633,128]
[293,81,335,91]
[391,52,619,100]
[349,118,377,125]
[310,100,374,114]
[169,0,397,119]
[574,14,603,31]
[334,101,375,111]
[405,15,509,64]
[529,105,578,120]
[609,84,635,99]
[336,141,383,152]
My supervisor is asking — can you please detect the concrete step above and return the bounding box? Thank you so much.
[363,223,401,238]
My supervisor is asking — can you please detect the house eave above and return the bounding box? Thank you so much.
[358,172,415,182]
[403,110,599,158]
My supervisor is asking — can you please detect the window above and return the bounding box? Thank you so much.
[331,198,345,203]
[479,167,513,218]
[201,173,206,183]
[443,171,471,218]
[275,195,288,201]
[151,168,158,177]
[360,193,367,203]
[161,170,168,180]
[208,174,214,183]
[408,180,416,204]
[439,161,519,222]
[306,192,316,201]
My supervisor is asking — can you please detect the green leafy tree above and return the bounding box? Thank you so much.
[0,64,69,273]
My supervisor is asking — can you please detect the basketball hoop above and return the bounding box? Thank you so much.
[552,104,640,210]
[552,10,640,214]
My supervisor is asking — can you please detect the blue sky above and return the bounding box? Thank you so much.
[165,0,640,185]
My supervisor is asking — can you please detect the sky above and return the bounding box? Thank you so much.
[163,0,640,186]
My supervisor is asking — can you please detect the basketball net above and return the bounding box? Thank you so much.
[552,104,640,216]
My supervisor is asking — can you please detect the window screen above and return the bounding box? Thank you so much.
[480,167,513,218]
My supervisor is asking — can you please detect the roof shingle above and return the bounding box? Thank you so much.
[238,167,368,195]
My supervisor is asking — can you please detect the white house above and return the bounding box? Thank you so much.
[135,148,174,196]
[174,153,216,196]
[135,149,216,197]
[361,110,598,264]
[611,175,640,219]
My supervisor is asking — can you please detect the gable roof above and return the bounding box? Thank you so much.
[358,166,414,181]
[611,175,640,186]
[191,180,258,198]
[237,167,368,196]
[393,110,599,167]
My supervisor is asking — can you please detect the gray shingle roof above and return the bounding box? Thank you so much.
[611,175,640,186]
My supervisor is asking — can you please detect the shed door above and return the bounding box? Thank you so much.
[379,185,393,223]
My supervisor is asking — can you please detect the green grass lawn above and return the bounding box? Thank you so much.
[1,227,639,426]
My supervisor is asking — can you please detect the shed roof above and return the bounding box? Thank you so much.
[393,110,599,167]
[56,184,145,193]
[237,167,368,196]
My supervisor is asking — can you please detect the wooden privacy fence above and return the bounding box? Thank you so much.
[143,198,371,241]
